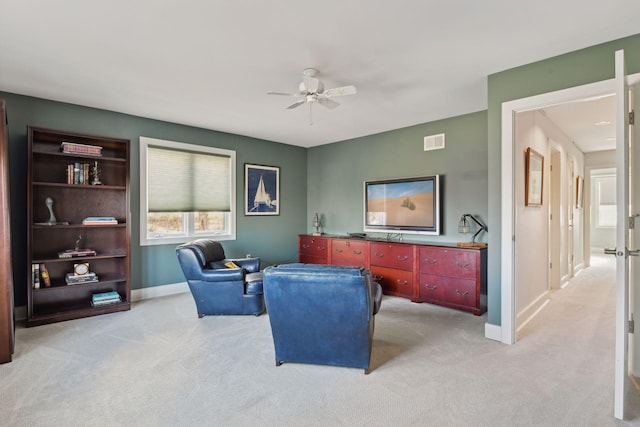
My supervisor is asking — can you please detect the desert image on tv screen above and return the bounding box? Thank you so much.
[367,180,434,227]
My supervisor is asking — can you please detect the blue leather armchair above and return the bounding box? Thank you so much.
[263,263,382,373]
[176,239,264,317]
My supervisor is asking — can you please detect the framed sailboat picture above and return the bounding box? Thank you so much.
[245,164,280,216]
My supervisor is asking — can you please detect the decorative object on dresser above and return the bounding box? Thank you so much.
[457,213,487,248]
[27,126,130,326]
[312,212,323,236]
[298,234,487,315]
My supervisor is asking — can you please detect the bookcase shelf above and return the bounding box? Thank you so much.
[27,126,131,327]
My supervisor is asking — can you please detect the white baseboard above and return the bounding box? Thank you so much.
[485,322,502,342]
[516,291,550,331]
[13,282,190,321]
[131,281,189,302]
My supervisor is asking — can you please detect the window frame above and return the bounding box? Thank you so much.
[139,136,236,246]
[594,174,616,229]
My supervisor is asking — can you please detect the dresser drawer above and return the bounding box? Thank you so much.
[330,239,367,267]
[418,273,446,302]
[442,277,478,309]
[299,235,329,263]
[370,242,414,271]
[419,247,477,279]
[370,265,414,299]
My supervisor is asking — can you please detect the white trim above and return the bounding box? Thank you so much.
[139,136,237,246]
[14,282,190,321]
[484,322,502,342]
[516,291,550,333]
[131,281,189,302]
[500,78,617,345]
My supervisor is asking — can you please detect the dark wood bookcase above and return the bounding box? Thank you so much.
[1,100,14,362]
[27,127,130,326]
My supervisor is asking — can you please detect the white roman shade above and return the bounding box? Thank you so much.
[147,145,231,212]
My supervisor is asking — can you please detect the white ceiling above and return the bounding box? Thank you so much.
[1,1,638,148]
[543,95,616,153]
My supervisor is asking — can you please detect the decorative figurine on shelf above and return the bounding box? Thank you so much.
[91,160,102,185]
[35,196,69,226]
[45,196,57,224]
[74,235,82,251]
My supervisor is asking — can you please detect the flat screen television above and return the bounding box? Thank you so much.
[364,175,441,235]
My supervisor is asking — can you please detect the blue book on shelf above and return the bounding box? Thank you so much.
[84,216,116,221]
[92,291,120,302]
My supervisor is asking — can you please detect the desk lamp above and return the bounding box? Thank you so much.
[457,214,487,247]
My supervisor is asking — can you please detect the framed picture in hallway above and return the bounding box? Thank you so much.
[576,176,584,209]
[525,147,543,206]
[245,164,280,216]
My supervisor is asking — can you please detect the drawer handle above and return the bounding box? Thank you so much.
[456,261,470,269]
[373,275,384,281]
[317,246,325,250]
[302,244,310,249]
[396,279,408,286]
[335,248,343,253]
[375,252,385,258]
[396,255,409,261]
[353,250,362,255]
[424,284,437,291]
[424,258,438,264]
[455,289,470,296]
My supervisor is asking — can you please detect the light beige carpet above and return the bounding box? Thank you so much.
[1,254,639,426]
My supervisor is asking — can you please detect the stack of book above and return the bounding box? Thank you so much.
[61,141,102,156]
[66,272,99,285]
[58,248,97,258]
[91,291,121,307]
[82,216,117,225]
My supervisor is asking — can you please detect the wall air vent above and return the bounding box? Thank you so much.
[424,133,445,151]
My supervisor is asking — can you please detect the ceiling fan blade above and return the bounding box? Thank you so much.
[267,91,300,97]
[317,98,340,109]
[323,85,357,97]
[286,99,306,109]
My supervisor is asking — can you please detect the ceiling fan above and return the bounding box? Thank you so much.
[268,68,356,123]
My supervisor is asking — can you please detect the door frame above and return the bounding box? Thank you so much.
[499,73,640,345]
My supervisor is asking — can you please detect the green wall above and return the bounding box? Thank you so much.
[307,111,488,243]
[486,33,640,325]
[2,92,307,306]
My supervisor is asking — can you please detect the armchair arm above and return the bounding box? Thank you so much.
[232,257,261,273]
[199,267,245,282]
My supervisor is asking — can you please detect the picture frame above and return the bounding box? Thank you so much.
[525,147,544,206]
[576,176,584,209]
[245,164,280,216]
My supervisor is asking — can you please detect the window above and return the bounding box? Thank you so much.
[140,136,236,246]
[594,174,616,228]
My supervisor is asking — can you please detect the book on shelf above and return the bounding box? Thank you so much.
[61,141,103,156]
[91,291,121,306]
[66,162,93,185]
[32,264,40,289]
[82,216,117,225]
[40,263,51,288]
[58,248,97,258]
[65,272,99,285]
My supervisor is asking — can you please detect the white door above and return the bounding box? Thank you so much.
[613,49,632,420]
